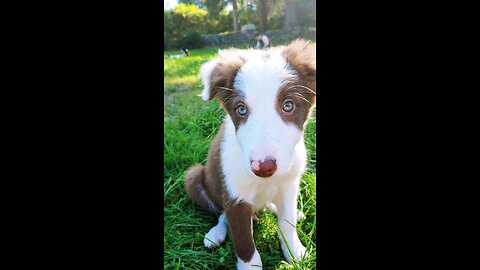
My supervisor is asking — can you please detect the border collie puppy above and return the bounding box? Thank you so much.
[185,39,316,269]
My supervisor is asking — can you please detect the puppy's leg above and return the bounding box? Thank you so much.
[274,181,307,263]
[204,213,228,249]
[225,202,262,269]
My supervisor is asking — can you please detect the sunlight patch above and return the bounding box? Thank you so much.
[164,75,199,86]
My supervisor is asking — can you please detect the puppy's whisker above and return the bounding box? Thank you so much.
[293,85,316,95]
[223,100,235,106]
[284,93,312,105]
[222,99,234,106]
[281,79,295,87]
[217,86,235,92]
[222,95,241,106]
[285,91,307,99]
[287,85,316,95]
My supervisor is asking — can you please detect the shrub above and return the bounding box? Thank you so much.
[171,4,208,35]
[175,30,203,49]
[214,10,231,33]
[164,31,173,50]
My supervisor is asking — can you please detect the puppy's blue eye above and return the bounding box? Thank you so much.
[236,105,248,116]
[282,100,295,113]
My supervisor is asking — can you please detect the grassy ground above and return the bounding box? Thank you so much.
[164,42,316,269]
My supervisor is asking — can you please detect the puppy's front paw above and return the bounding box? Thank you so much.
[281,240,307,263]
[203,225,227,249]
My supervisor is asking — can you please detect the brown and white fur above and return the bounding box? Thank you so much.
[184,39,316,269]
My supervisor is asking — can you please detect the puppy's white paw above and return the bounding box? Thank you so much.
[281,239,307,263]
[203,225,227,249]
[237,250,262,269]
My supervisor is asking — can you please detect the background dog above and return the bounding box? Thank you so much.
[185,39,316,269]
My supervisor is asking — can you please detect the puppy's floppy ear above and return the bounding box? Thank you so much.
[199,49,245,101]
[284,39,316,84]
[199,59,220,101]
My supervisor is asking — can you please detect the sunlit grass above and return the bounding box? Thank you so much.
[164,42,316,269]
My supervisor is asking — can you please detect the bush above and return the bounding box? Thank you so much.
[267,16,284,30]
[175,30,203,49]
[171,4,208,35]
[214,10,231,33]
[164,31,173,50]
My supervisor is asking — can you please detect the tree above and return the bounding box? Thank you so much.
[256,0,268,32]
[231,0,240,32]
[204,0,239,32]
[170,3,208,33]
[242,0,249,22]
[205,0,226,18]
[295,0,316,27]
[178,0,206,8]
[284,0,297,29]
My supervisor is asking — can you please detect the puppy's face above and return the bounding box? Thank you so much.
[200,40,316,178]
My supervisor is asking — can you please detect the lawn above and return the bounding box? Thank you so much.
[164,42,317,269]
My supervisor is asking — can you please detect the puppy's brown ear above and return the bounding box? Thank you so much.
[199,59,220,101]
[284,39,316,84]
[199,49,245,101]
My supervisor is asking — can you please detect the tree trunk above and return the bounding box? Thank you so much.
[284,0,297,30]
[244,0,248,22]
[231,0,240,32]
[257,0,268,32]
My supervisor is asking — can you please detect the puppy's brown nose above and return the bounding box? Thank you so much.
[251,158,277,178]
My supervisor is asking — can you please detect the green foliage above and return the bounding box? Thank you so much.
[205,0,227,18]
[164,1,263,36]
[238,4,258,25]
[171,3,209,33]
[267,0,286,20]
[264,0,316,30]
[164,0,316,50]
[164,4,232,50]
[295,0,316,27]
[268,15,284,30]
[176,30,204,49]
[178,0,207,8]
[205,10,231,34]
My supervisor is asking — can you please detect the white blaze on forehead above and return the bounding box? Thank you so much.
[229,48,303,176]
[233,50,295,103]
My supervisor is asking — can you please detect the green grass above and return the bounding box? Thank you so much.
[164,43,316,269]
